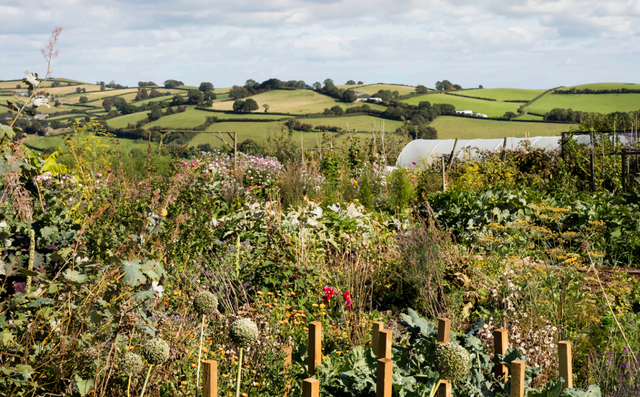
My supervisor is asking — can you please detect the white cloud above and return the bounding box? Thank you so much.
[0,0,638,88]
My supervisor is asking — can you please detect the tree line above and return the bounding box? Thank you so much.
[554,87,640,94]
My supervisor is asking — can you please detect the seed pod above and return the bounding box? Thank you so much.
[229,318,259,348]
[141,338,170,365]
[434,342,472,383]
[120,352,144,375]
[193,291,218,316]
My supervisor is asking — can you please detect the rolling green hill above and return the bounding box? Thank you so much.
[460,88,546,101]
[527,93,640,115]
[430,116,575,139]
[403,93,520,118]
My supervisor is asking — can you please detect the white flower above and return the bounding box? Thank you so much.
[152,281,164,297]
[30,97,50,108]
[25,72,39,88]
[0,221,7,228]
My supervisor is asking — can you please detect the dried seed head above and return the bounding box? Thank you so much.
[229,318,259,348]
[141,338,170,365]
[193,291,218,316]
[435,342,472,383]
[120,352,144,375]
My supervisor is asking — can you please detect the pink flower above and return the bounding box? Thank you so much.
[343,291,352,309]
[192,162,197,167]
[323,286,336,303]
[183,161,189,166]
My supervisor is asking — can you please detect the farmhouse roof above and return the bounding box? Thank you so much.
[355,92,371,99]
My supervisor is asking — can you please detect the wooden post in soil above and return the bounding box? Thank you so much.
[510,360,525,397]
[376,358,393,397]
[559,342,573,389]
[372,322,384,357]
[282,346,292,397]
[493,329,509,382]
[308,322,322,376]
[437,318,451,343]
[441,158,447,191]
[378,329,393,359]
[437,380,452,397]
[303,378,319,397]
[501,137,508,162]
[202,360,217,397]
[233,131,237,173]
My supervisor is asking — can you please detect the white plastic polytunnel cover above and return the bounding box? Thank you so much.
[395,134,635,168]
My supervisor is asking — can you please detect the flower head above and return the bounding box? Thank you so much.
[435,342,472,383]
[229,318,259,348]
[141,338,170,365]
[193,291,218,316]
[120,352,144,375]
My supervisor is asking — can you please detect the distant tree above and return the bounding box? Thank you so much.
[84,116,91,122]
[245,79,258,88]
[479,85,483,89]
[228,85,251,100]
[76,87,82,94]
[199,82,214,92]
[79,96,88,104]
[233,100,245,113]
[313,82,321,90]
[204,90,216,100]
[415,85,428,94]
[197,143,213,152]
[238,138,263,155]
[392,90,400,99]
[138,81,158,87]
[187,89,204,105]
[373,89,392,102]
[149,89,163,98]
[503,111,516,120]
[51,81,61,87]
[100,85,105,91]
[135,88,149,101]
[342,90,357,103]
[330,105,344,115]
[82,88,86,93]
[263,104,270,113]
[54,99,60,107]
[171,94,184,106]
[345,80,356,85]
[243,98,259,112]
[164,79,184,89]
[148,104,163,121]
[357,81,363,85]
[323,78,334,86]
[16,84,21,89]
[452,84,462,90]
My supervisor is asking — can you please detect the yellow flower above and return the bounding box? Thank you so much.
[319,304,326,309]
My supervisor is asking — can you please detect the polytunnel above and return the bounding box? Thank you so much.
[395,134,635,168]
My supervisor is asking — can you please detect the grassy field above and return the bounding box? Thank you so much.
[60,89,138,104]
[209,90,377,114]
[337,84,417,96]
[206,112,286,120]
[527,93,640,115]
[25,134,157,154]
[517,114,545,121]
[300,115,403,132]
[565,82,640,90]
[461,88,546,101]
[145,107,214,129]
[430,116,575,139]
[0,78,86,90]
[404,93,520,118]
[105,112,149,129]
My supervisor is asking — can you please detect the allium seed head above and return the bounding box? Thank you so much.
[141,338,170,365]
[229,318,259,347]
[193,291,218,316]
[120,352,144,375]
[435,342,472,383]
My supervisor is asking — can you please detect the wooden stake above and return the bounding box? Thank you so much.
[378,329,393,359]
[559,341,573,389]
[303,378,319,397]
[233,131,237,172]
[308,322,322,376]
[493,329,509,382]
[437,318,450,343]
[447,138,458,168]
[376,358,392,397]
[501,137,508,161]
[203,360,217,397]
[441,157,446,192]
[282,346,292,366]
[372,322,384,357]
[510,360,525,397]
[437,380,452,397]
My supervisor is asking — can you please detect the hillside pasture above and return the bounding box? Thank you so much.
[300,115,403,132]
[145,107,214,129]
[340,84,417,96]
[60,88,138,104]
[105,112,150,129]
[565,82,640,90]
[430,116,575,139]
[208,89,366,114]
[461,88,547,101]
[403,93,520,118]
[527,93,640,115]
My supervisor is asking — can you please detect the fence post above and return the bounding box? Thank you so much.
[437,380,452,397]
[303,378,319,397]
[493,329,509,382]
[559,342,573,389]
[203,360,217,397]
[622,149,628,189]
[447,138,458,168]
[510,360,525,397]
[378,329,393,359]
[561,132,566,161]
[282,346,292,366]
[308,322,322,376]
[372,322,384,357]
[441,157,447,191]
[437,318,451,343]
[233,131,237,173]
[501,137,508,161]
[376,358,393,397]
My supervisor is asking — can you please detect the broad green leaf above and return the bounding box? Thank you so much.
[121,259,146,286]
[63,268,87,284]
[0,124,15,140]
[73,375,94,396]
[0,331,14,346]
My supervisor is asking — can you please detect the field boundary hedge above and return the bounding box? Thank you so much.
[444,92,497,101]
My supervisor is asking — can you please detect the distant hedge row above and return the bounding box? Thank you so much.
[444,92,497,101]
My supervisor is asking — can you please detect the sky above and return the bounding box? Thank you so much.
[2,0,640,89]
